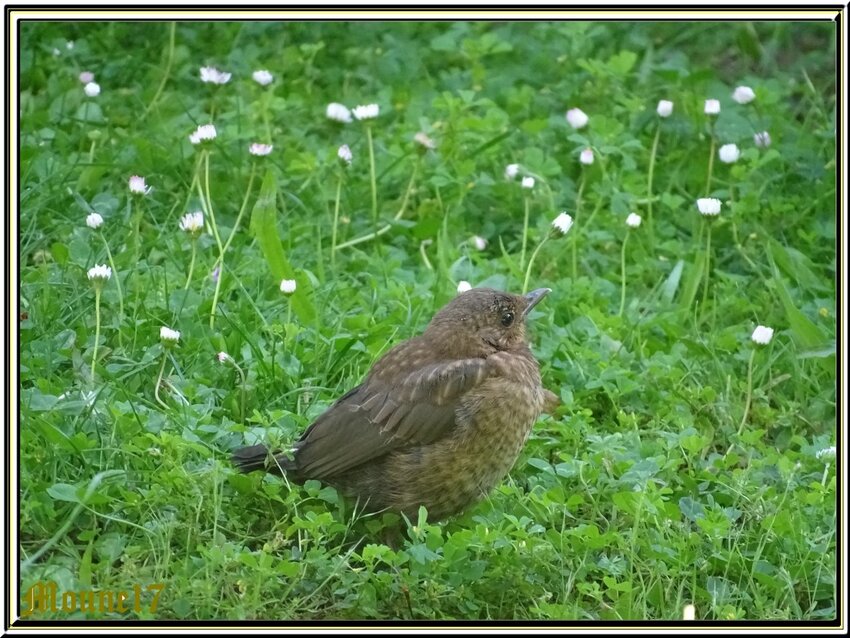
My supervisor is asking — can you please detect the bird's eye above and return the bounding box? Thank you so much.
[501,311,514,327]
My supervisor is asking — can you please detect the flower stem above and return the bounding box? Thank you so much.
[91,288,101,384]
[419,240,434,270]
[582,195,605,231]
[184,239,197,290]
[335,224,392,250]
[335,162,417,251]
[572,174,585,279]
[198,150,226,330]
[619,232,630,316]
[154,353,169,409]
[737,348,756,437]
[131,198,143,274]
[705,124,716,196]
[366,125,378,230]
[700,221,712,313]
[202,152,223,250]
[220,164,257,257]
[647,123,661,239]
[331,173,343,265]
[522,235,550,295]
[99,231,123,347]
[520,196,531,270]
[209,266,225,331]
[141,21,176,120]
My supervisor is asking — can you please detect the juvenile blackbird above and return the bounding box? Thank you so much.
[231,287,558,521]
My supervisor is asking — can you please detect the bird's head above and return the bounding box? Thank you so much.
[424,287,551,356]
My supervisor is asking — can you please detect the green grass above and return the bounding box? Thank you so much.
[19,20,837,621]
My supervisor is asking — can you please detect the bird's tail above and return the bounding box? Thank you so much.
[230,444,297,476]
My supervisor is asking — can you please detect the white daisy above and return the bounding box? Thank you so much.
[751,325,774,345]
[732,86,756,104]
[626,213,642,228]
[128,175,150,195]
[656,100,673,117]
[87,264,112,281]
[718,143,740,163]
[160,326,180,342]
[252,70,273,86]
[326,102,352,123]
[565,107,589,129]
[179,211,204,234]
[353,103,380,120]
[337,144,353,165]
[696,198,722,216]
[414,132,436,149]
[249,143,273,156]
[552,212,573,235]
[189,123,217,145]
[86,212,104,229]
[200,66,231,84]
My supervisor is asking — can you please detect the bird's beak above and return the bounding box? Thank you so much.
[522,288,551,318]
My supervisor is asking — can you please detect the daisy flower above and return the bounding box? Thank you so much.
[565,107,589,129]
[718,143,740,163]
[326,102,352,123]
[87,264,112,281]
[552,212,573,235]
[128,175,150,195]
[704,99,721,115]
[353,103,380,120]
[179,211,204,234]
[656,100,673,117]
[200,66,231,84]
[189,123,217,145]
[696,198,722,216]
[252,69,273,86]
[626,213,642,228]
[86,212,104,229]
[732,86,756,104]
[751,325,774,345]
[337,144,353,165]
[249,143,273,156]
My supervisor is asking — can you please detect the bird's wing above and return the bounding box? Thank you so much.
[292,357,492,479]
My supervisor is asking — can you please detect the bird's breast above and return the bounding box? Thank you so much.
[390,364,544,517]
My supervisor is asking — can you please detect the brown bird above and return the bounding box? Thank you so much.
[231,287,558,521]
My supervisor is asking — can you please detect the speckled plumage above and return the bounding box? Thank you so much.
[231,287,558,521]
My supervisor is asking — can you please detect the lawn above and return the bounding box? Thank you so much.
[18,19,837,622]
